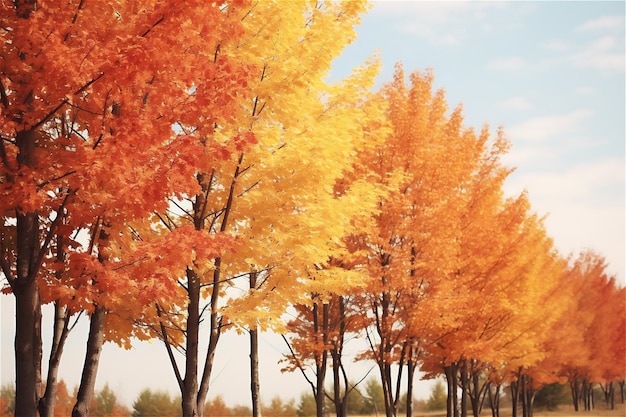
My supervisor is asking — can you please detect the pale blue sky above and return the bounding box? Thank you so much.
[1,0,624,409]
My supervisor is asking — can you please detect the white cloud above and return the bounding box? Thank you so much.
[574,86,595,95]
[506,109,594,142]
[504,158,625,282]
[568,35,625,72]
[509,159,624,200]
[541,39,571,51]
[577,15,625,32]
[372,1,510,46]
[500,96,533,111]
[486,56,526,71]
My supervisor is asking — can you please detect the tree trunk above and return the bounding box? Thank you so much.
[468,360,482,417]
[487,383,500,417]
[14,129,43,417]
[249,271,262,417]
[569,378,580,411]
[330,296,350,417]
[406,349,416,417]
[520,375,535,417]
[314,302,329,417]
[509,370,521,417]
[182,268,201,417]
[14,266,42,417]
[444,363,459,417]
[197,157,241,416]
[332,349,345,417]
[72,305,106,417]
[197,258,224,417]
[460,361,468,417]
[39,303,71,417]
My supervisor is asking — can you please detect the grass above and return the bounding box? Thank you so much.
[409,403,626,417]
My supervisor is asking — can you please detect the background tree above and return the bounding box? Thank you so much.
[426,381,447,412]
[297,393,317,417]
[0,384,14,417]
[131,389,181,417]
[203,395,231,417]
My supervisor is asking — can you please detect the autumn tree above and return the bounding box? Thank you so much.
[0,385,14,417]
[53,380,73,417]
[203,395,231,417]
[142,2,385,417]
[347,65,494,417]
[552,251,625,412]
[1,1,256,416]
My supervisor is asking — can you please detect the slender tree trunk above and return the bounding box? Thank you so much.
[14,128,43,417]
[520,375,534,417]
[196,255,226,417]
[332,349,345,417]
[182,268,201,417]
[569,377,580,411]
[510,373,520,417]
[460,360,468,417]
[197,155,242,416]
[14,265,42,417]
[468,360,482,417]
[72,305,106,417]
[487,383,500,417]
[444,363,459,417]
[406,349,416,417]
[249,271,262,417]
[39,233,71,417]
[330,295,350,417]
[601,382,611,408]
[314,302,329,417]
[39,302,71,417]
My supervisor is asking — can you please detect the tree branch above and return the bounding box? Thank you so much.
[156,303,185,393]
[28,189,74,284]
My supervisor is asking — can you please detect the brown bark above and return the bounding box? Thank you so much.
[444,363,459,417]
[405,343,417,417]
[182,267,201,417]
[314,302,329,417]
[487,383,500,417]
[72,305,106,417]
[39,303,72,417]
[13,128,43,417]
[331,296,349,417]
[249,271,262,417]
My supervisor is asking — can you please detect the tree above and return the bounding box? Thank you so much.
[0,384,15,417]
[132,389,180,417]
[363,379,385,416]
[553,251,625,412]
[426,382,447,412]
[144,2,384,417]
[350,65,492,417]
[262,396,297,417]
[533,383,570,411]
[1,1,256,416]
[203,395,231,417]
[53,380,73,417]
[297,393,317,417]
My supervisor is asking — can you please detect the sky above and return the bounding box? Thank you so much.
[1,0,625,410]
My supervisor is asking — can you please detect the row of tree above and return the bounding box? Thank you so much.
[277,68,625,417]
[1,1,623,417]
[0,379,391,417]
[2,379,620,417]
